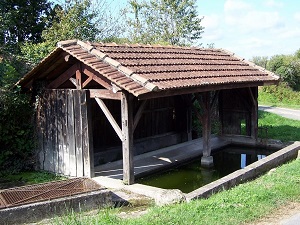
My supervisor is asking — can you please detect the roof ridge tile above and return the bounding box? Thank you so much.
[57,39,78,48]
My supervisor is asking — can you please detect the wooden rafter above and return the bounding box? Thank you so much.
[81,64,112,90]
[48,63,79,89]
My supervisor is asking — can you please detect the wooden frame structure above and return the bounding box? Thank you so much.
[18,40,279,184]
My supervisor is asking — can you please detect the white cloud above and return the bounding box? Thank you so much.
[294,12,300,22]
[223,0,283,33]
[202,14,223,41]
[264,0,284,8]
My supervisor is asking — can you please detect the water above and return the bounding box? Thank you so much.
[138,145,275,193]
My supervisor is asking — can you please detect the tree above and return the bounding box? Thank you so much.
[0,0,53,53]
[266,52,300,91]
[21,0,126,66]
[127,0,204,46]
[250,56,268,69]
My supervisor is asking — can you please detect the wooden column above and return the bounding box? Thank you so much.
[249,87,258,140]
[121,91,134,185]
[186,95,193,141]
[202,92,212,157]
[200,92,213,168]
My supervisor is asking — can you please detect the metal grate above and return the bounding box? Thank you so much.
[0,178,103,209]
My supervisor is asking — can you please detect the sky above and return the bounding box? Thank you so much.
[51,0,300,60]
[198,0,300,59]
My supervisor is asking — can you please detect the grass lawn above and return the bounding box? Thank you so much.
[53,112,300,225]
[258,111,300,142]
[55,158,300,225]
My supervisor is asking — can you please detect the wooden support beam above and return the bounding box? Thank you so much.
[47,63,79,88]
[133,100,148,132]
[89,89,122,100]
[82,76,93,88]
[82,64,112,90]
[121,92,134,185]
[210,90,219,109]
[76,67,82,89]
[95,97,123,141]
[69,77,79,89]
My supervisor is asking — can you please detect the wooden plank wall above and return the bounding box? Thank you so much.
[219,88,254,136]
[36,89,94,177]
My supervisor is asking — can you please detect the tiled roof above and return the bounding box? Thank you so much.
[19,39,279,98]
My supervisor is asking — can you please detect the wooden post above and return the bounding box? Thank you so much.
[249,87,258,140]
[201,92,213,168]
[121,91,134,185]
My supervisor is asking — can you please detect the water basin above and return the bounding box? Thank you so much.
[137,145,276,193]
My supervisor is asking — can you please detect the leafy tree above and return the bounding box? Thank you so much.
[250,56,268,69]
[0,0,53,53]
[0,56,34,173]
[127,0,204,46]
[266,52,300,91]
[21,0,126,66]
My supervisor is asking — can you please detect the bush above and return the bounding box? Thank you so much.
[0,58,35,173]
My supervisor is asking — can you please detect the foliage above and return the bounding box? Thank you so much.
[0,0,53,53]
[20,0,126,67]
[251,49,300,90]
[267,54,300,90]
[250,56,268,68]
[258,82,300,109]
[126,0,204,45]
[0,57,35,173]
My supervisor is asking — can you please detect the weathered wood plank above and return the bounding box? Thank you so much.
[61,90,69,175]
[56,90,64,174]
[43,91,52,171]
[74,90,84,177]
[37,92,46,170]
[67,90,77,177]
[95,97,123,141]
[52,90,59,173]
[121,92,134,185]
[81,91,94,177]
[89,89,122,100]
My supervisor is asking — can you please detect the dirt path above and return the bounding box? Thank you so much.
[247,201,300,225]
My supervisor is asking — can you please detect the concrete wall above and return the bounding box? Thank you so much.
[0,189,112,224]
[186,141,300,201]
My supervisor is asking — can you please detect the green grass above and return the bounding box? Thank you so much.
[258,110,300,142]
[54,158,300,225]
[258,83,300,109]
[0,171,64,189]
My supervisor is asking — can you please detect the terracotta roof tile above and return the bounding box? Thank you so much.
[19,40,279,98]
